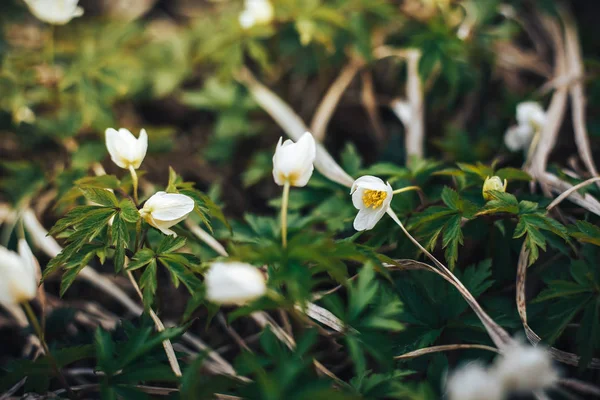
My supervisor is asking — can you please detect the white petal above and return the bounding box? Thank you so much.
[504,124,533,152]
[351,187,366,209]
[132,129,148,169]
[0,245,37,305]
[239,11,255,29]
[105,128,127,169]
[446,363,504,400]
[205,262,266,305]
[492,343,558,391]
[147,193,194,221]
[353,207,386,231]
[516,101,546,128]
[351,175,388,193]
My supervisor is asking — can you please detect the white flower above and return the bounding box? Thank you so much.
[492,343,558,392]
[105,128,148,170]
[482,176,507,201]
[516,101,546,129]
[24,0,84,25]
[272,131,316,187]
[239,0,274,29]
[0,240,39,306]
[205,262,267,305]
[139,191,195,237]
[446,362,504,400]
[504,101,546,152]
[350,176,393,231]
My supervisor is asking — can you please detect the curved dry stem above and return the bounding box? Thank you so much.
[126,270,182,378]
[310,60,362,141]
[395,344,499,360]
[547,176,600,211]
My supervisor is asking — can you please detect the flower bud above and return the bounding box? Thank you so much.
[0,240,39,306]
[516,101,546,130]
[24,0,84,25]
[446,362,504,400]
[105,128,148,170]
[139,191,195,237]
[205,262,267,305]
[350,175,393,231]
[272,131,316,187]
[504,101,546,152]
[482,176,507,201]
[492,343,558,392]
[239,0,274,29]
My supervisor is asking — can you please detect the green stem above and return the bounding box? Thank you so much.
[23,302,77,400]
[392,185,421,195]
[129,165,139,205]
[525,130,541,165]
[281,181,290,248]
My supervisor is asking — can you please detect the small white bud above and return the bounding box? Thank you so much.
[24,0,84,25]
[105,128,148,170]
[0,240,39,306]
[350,175,394,231]
[239,0,274,29]
[205,262,267,305]
[272,131,316,187]
[504,101,546,152]
[139,191,195,237]
[446,362,504,400]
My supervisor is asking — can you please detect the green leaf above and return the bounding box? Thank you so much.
[79,187,118,207]
[119,199,139,223]
[441,187,460,210]
[570,221,600,246]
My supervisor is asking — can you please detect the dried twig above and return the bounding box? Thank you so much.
[310,59,363,141]
[395,344,499,360]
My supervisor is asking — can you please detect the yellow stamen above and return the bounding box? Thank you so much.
[362,189,387,209]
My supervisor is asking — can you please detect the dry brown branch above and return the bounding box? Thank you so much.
[126,269,182,378]
[310,60,363,141]
[547,176,600,211]
[563,9,600,183]
[374,46,425,161]
[395,344,499,360]
[516,242,600,368]
[360,70,386,144]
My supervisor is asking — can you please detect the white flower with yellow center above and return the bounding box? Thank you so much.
[272,131,316,188]
[139,191,195,237]
[504,101,546,152]
[24,0,84,25]
[0,240,39,307]
[105,128,148,170]
[239,0,274,29]
[351,176,394,231]
[482,176,507,201]
[205,262,267,305]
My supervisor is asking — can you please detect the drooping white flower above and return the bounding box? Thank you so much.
[482,176,507,201]
[272,131,316,187]
[0,240,39,307]
[239,0,274,29]
[446,362,504,400]
[350,176,394,231]
[105,128,148,170]
[492,343,558,392]
[504,101,546,152]
[139,191,195,237]
[24,0,84,25]
[205,262,267,305]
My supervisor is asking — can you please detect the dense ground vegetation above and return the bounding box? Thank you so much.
[1,0,600,399]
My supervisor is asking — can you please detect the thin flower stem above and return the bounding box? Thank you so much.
[281,181,291,248]
[128,165,139,205]
[23,302,77,400]
[525,129,541,165]
[392,185,421,195]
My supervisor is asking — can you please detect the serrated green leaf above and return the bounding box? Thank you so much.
[80,187,118,207]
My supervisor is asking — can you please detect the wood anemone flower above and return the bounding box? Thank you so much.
[272,131,316,188]
[139,191,195,237]
[350,175,394,231]
[0,240,39,307]
[24,0,84,25]
[205,262,267,305]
